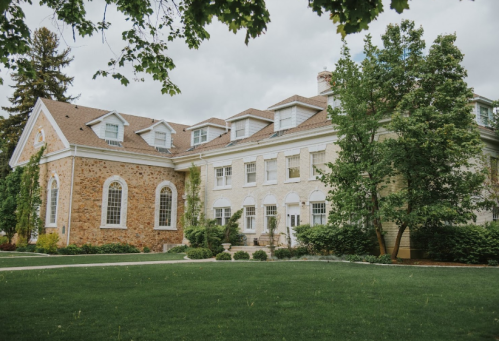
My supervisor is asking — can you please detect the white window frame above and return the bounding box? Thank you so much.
[264,205,277,233]
[264,159,277,185]
[479,105,490,126]
[100,175,128,229]
[215,166,232,189]
[154,131,167,147]
[311,202,327,226]
[215,207,231,226]
[286,155,300,182]
[105,123,119,140]
[235,120,246,139]
[245,162,256,186]
[279,111,292,129]
[193,128,208,145]
[244,206,256,232]
[154,180,178,230]
[310,151,326,179]
[45,174,59,228]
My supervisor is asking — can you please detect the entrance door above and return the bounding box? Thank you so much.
[287,205,300,247]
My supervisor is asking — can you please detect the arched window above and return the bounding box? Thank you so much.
[45,176,59,227]
[101,176,128,229]
[154,181,177,230]
[34,129,45,147]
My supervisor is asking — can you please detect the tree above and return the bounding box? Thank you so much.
[1,0,418,93]
[323,20,486,259]
[16,146,45,245]
[322,38,392,255]
[182,163,202,228]
[0,166,23,243]
[0,27,77,179]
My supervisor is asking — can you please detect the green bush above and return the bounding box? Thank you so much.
[274,248,292,259]
[216,252,232,260]
[187,248,212,259]
[364,255,377,263]
[185,223,225,256]
[26,244,36,252]
[346,254,363,262]
[167,245,188,253]
[377,254,393,264]
[58,244,83,255]
[34,247,46,254]
[292,246,310,258]
[252,250,267,261]
[488,259,498,266]
[294,224,376,256]
[233,251,250,260]
[412,224,499,264]
[99,243,140,254]
[36,233,60,254]
[81,244,101,254]
[143,247,151,253]
[0,236,8,245]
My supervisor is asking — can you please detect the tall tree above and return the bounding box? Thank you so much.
[322,37,392,255]
[0,27,77,179]
[182,163,202,228]
[0,0,421,93]
[16,146,45,245]
[0,166,23,243]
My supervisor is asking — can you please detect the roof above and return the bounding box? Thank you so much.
[185,117,227,131]
[268,95,327,110]
[41,99,191,157]
[226,108,274,122]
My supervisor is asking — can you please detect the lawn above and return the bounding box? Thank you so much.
[0,252,185,268]
[1,262,498,340]
[0,251,48,258]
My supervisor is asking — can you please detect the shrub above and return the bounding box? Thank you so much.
[58,244,83,255]
[0,236,8,245]
[216,252,232,260]
[274,248,292,259]
[292,246,309,258]
[412,224,499,264]
[80,244,100,254]
[143,247,151,253]
[252,250,267,261]
[233,251,250,260]
[364,255,378,263]
[377,254,393,264]
[25,244,36,252]
[0,243,16,251]
[488,259,498,266]
[187,248,212,259]
[346,254,363,262]
[294,224,376,256]
[36,233,60,254]
[99,243,140,254]
[185,223,225,255]
[167,245,188,253]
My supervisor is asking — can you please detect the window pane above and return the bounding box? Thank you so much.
[266,160,277,181]
[159,187,172,227]
[107,182,122,224]
[246,163,256,183]
[287,156,300,179]
[225,167,232,186]
[312,152,326,176]
[50,187,58,224]
[155,132,167,146]
[105,124,119,139]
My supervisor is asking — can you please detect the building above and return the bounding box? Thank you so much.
[10,72,498,256]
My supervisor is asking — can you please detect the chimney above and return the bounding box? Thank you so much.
[317,67,332,95]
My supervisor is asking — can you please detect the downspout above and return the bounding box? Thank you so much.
[66,145,76,246]
[199,153,208,217]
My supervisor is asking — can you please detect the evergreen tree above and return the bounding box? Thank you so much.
[16,146,45,245]
[182,163,202,228]
[0,27,77,179]
[0,166,23,243]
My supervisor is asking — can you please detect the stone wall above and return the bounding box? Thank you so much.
[68,157,185,251]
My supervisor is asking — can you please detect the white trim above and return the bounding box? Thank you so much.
[243,156,257,163]
[186,122,227,131]
[154,180,178,230]
[264,152,278,160]
[226,114,274,123]
[262,194,277,206]
[284,149,300,156]
[135,120,176,134]
[100,175,128,229]
[284,192,300,204]
[45,173,60,228]
[213,197,232,208]
[213,160,232,168]
[308,144,326,153]
[285,155,301,182]
[268,101,324,111]
[86,110,130,126]
[243,205,256,233]
[34,128,45,148]
[10,98,70,168]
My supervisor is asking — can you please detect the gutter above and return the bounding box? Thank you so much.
[199,153,209,217]
[67,145,76,246]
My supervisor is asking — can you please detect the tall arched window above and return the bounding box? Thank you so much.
[101,176,128,229]
[154,181,177,230]
[45,176,59,227]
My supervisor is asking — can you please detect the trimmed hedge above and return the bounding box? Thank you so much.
[216,252,232,260]
[167,245,189,253]
[252,250,267,261]
[187,248,212,259]
[233,251,250,260]
[274,248,292,259]
[57,243,140,255]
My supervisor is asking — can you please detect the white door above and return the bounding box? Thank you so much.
[287,205,300,247]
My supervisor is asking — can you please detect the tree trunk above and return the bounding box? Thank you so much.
[391,223,407,259]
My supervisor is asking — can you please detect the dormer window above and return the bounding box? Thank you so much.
[193,128,207,145]
[155,131,167,146]
[480,106,490,126]
[280,111,292,129]
[235,120,246,138]
[105,123,119,140]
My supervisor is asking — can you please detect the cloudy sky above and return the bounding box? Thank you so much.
[1,0,498,125]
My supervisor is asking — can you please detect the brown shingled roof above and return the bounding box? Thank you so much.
[41,98,191,157]
[226,108,274,121]
[187,117,226,129]
[268,95,327,110]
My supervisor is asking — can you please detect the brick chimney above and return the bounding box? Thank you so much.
[317,68,332,95]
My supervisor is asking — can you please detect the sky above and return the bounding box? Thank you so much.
[0,0,498,126]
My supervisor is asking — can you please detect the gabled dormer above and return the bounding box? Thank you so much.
[86,110,129,147]
[226,108,274,141]
[135,120,176,152]
[185,118,227,147]
[472,94,495,127]
[267,95,326,132]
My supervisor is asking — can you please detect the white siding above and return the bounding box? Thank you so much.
[208,126,227,141]
[90,114,125,141]
[295,106,317,127]
[140,124,172,148]
[274,107,294,132]
[230,118,269,141]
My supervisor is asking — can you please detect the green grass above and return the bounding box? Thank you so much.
[0,251,48,258]
[1,262,498,340]
[0,252,185,268]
